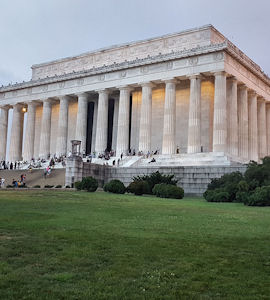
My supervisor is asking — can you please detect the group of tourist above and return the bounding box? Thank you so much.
[0,160,22,170]
[11,174,27,188]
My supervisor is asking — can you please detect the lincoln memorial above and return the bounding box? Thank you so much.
[0,25,270,167]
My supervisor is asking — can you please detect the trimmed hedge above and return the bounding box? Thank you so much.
[127,181,150,196]
[133,171,177,194]
[153,183,184,199]
[44,185,54,188]
[104,180,126,194]
[75,177,98,192]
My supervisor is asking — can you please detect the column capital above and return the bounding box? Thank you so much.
[96,88,111,95]
[12,103,23,109]
[248,90,258,98]
[227,76,238,83]
[238,84,248,91]
[188,73,201,80]
[41,98,54,105]
[26,101,40,107]
[76,92,89,99]
[139,82,155,88]
[0,105,10,110]
[213,71,227,77]
[257,97,266,103]
[117,86,133,92]
[59,95,72,102]
[162,78,178,84]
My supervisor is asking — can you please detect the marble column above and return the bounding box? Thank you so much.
[56,96,70,157]
[187,75,201,153]
[9,103,23,162]
[238,85,249,161]
[139,82,153,153]
[266,104,270,156]
[75,93,88,154]
[0,106,9,160]
[162,79,177,154]
[213,71,227,153]
[248,92,258,162]
[23,102,37,161]
[116,87,131,156]
[95,90,109,154]
[112,97,119,152]
[39,99,52,159]
[258,98,267,160]
[227,77,238,157]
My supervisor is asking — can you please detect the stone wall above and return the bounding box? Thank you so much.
[81,163,247,195]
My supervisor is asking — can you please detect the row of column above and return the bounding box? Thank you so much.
[226,78,269,162]
[0,72,269,162]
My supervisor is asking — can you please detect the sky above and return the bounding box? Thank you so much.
[0,0,270,86]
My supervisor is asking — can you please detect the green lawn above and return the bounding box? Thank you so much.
[0,191,269,299]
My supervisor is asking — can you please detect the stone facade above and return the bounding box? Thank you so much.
[0,25,270,165]
[72,162,246,196]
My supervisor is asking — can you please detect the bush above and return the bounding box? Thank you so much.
[104,180,126,194]
[133,171,177,194]
[44,185,54,188]
[153,183,184,199]
[74,181,82,190]
[245,157,270,190]
[55,185,62,188]
[205,172,243,202]
[33,185,41,188]
[127,180,150,195]
[204,189,230,202]
[6,185,13,188]
[65,185,70,188]
[244,186,270,206]
[76,177,98,192]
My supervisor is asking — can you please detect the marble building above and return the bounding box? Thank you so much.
[0,24,270,164]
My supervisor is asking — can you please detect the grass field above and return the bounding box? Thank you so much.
[0,190,269,299]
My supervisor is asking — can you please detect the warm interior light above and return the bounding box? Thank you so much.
[22,107,27,113]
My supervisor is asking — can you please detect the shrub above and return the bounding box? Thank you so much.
[74,181,82,190]
[65,185,70,188]
[33,185,41,188]
[205,172,243,202]
[44,185,54,188]
[244,186,270,206]
[80,177,98,192]
[6,185,13,188]
[127,180,150,195]
[204,189,230,202]
[153,183,184,199]
[133,171,177,194]
[104,179,126,194]
[55,185,62,188]
[245,157,270,190]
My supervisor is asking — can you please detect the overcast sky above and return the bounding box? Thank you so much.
[1,0,270,86]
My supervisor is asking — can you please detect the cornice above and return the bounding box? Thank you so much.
[225,40,270,86]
